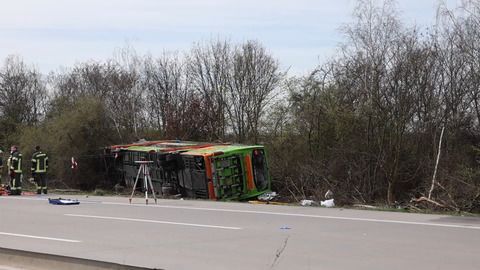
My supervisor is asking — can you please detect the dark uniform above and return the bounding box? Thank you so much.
[32,147,49,194]
[9,147,22,195]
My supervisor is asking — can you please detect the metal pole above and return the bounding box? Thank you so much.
[129,164,143,203]
[130,160,154,205]
[143,164,148,205]
[146,166,157,204]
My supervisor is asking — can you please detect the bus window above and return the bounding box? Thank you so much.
[252,149,268,191]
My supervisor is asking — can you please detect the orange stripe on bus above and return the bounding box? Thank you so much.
[205,156,216,200]
[208,182,216,200]
[244,155,255,191]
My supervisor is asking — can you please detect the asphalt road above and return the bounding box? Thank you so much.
[1,194,480,270]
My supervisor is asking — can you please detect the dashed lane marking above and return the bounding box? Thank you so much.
[65,214,242,230]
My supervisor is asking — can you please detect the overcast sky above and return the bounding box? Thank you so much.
[0,0,461,75]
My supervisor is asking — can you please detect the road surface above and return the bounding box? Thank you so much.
[1,195,479,270]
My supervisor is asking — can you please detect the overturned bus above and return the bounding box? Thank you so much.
[104,140,270,200]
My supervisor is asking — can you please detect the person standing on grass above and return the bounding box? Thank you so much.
[9,145,22,195]
[31,145,49,194]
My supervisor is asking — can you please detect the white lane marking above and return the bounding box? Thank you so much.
[0,197,45,201]
[101,202,480,230]
[65,214,242,230]
[0,196,101,204]
[0,232,81,243]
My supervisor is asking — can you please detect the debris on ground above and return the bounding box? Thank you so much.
[300,199,315,206]
[248,200,288,205]
[325,189,334,200]
[410,196,446,208]
[300,189,336,207]
[258,191,278,201]
[0,185,10,196]
[300,198,335,207]
[409,196,459,212]
[249,191,288,205]
[48,198,80,205]
[320,199,335,207]
[353,204,379,209]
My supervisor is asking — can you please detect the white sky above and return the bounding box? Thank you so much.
[0,0,462,75]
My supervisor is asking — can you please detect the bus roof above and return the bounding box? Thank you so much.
[181,144,263,156]
[108,140,263,155]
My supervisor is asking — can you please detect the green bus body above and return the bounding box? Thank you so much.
[105,141,271,200]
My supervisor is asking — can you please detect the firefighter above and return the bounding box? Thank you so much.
[9,145,22,195]
[31,146,49,194]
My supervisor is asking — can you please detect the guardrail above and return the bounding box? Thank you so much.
[0,247,160,270]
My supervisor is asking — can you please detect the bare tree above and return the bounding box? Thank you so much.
[227,41,283,143]
[0,55,47,143]
[186,40,231,141]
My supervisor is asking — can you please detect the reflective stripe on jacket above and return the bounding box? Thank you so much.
[32,151,48,173]
[10,152,22,173]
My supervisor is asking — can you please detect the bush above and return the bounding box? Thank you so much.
[19,97,116,189]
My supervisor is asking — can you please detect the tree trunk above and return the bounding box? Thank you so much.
[387,181,395,206]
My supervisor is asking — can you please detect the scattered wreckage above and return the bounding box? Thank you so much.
[300,189,335,207]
